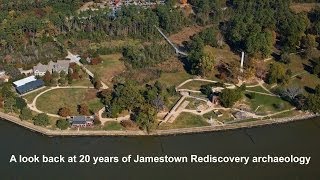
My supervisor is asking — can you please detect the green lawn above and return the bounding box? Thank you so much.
[159,112,210,130]
[247,94,292,115]
[246,86,271,94]
[180,81,214,91]
[36,88,103,115]
[103,121,123,131]
[158,70,192,87]
[23,87,49,103]
[185,98,207,110]
[203,111,218,119]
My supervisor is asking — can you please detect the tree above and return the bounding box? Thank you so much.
[93,116,101,125]
[199,54,215,77]
[315,84,320,95]
[79,103,90,116]
[15,97,27,110]
[281,86,303,101]
[56,119,70,130]
[306,94,320,113]
[280,52,291,64]
[267,63,289,84]
[133,105,156,133]
[1,84,15,98]
[58,78,66,85]
[219,88,243,108]
[19,107,33,120]
[52,71,60,79]
[151,96,165,112]
[4,97,16,113]
[43,71,52,86]
[58,107,71,117]
[200,84,213,98]
[33,113,50,126]
[94,80,102,90]
[90,57,102,65]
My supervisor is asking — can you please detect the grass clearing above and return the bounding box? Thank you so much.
[247,94,292,115]
[158,70,192,87]
[70,78,93,87]
[85,53,126,86]
[185,98,207,109]
[180,80,214,91]
[103,121,123,131]
[36,88,103,115]
[246,86,271,94]
[203,111,218,119]
[159,112,210,130]
[23,87,50,103]
[204,45,239,65]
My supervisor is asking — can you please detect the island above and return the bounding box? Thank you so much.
[0,0,320,136]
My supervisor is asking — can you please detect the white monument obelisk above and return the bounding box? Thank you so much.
[240,52,245,73]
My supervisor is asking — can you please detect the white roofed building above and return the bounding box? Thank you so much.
[13,76,37,87]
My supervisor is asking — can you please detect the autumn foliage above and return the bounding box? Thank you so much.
[58,107,71,117]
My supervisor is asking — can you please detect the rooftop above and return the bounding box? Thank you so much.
[16,79,45,94]
[13,76,37,87]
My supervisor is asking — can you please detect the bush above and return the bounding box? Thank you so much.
[19,107,33,121]
[33,113,50,126]
[56,119,70,130]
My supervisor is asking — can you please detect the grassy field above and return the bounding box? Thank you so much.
[179,80,214,91]
[85,53,126,86]
[247,94,292,115]
[71,78,93,87]
[204,45,239,65]
[23,87,50,103]
[159,112,210,130]
[246,86,271,94]
[103,121,123,131]
[158,70,192,87]
[36,88,103,115]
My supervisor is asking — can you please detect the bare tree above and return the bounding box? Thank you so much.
[281,86,303,100]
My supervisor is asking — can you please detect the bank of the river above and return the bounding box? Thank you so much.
[0,111,318,136]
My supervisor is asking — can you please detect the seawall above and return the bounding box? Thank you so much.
[0,111,317,137]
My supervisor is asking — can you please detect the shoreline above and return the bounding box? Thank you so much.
[0,111,318,137]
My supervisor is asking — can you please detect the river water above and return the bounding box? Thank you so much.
[0,118,320,179]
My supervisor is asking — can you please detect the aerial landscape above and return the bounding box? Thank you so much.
[0,0,320,136]
[2,0,320,179]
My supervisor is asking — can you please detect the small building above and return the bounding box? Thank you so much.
[16,79,45,95]
[13,76,45,95]
[68,116,94,128]
[13,76,37,87]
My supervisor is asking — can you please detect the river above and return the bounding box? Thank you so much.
[0,118,320,179]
